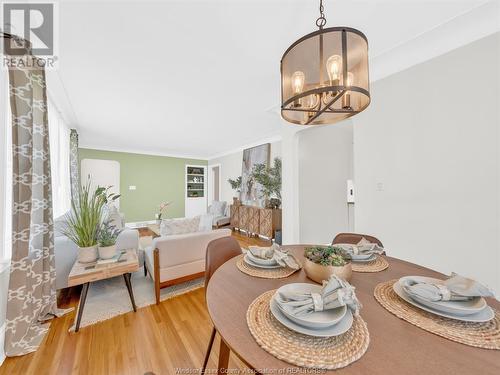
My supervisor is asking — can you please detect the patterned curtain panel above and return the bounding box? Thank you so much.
[69,129,79,201]
[5,45,65,356]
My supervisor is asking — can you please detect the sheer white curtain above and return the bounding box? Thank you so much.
[48,99,71,218]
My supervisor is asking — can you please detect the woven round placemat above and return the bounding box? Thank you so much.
[236,255,300,279]
[352,256,389,273]
[374,280,500,349]
[246,290,370,369]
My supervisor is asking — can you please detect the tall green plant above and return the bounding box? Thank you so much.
[62,180,120,248]
[228,176,242,193]
[252,157,282,201]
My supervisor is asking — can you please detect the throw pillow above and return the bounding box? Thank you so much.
[198,214,213,232]
[210,201,227,217]
[162,217,201,235]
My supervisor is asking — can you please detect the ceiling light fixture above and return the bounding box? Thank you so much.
[281,0,370,125]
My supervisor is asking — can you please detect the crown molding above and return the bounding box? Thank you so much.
[80,131,283,161]
[207,133,282,160]
[370,0,500,83]
[78,143,209,161]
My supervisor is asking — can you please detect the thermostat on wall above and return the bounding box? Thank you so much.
[347,180,355,203]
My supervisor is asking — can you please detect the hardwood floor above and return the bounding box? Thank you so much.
[0,230,271,375]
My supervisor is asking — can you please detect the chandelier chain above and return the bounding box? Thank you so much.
[316,0,327,29]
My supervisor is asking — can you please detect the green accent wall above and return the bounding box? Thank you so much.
[78,148,207,222]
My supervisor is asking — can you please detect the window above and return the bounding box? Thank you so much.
[48,98,71,218]
[1,76,72,262]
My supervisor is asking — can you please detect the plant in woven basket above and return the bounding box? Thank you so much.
[304,246,350,266]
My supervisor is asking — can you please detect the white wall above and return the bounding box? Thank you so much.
[208,141,282,205]
[297,122,354,244]
[353,33,500,293]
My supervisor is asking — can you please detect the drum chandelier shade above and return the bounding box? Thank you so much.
[281,0,370,125]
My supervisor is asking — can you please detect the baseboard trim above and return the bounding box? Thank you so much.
[0,322,6,366]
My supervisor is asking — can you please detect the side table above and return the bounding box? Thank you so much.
[68,249,140,332]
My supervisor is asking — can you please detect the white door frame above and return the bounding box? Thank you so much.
[208,163,222,205]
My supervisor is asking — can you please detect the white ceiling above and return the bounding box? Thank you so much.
[48,0,497,159]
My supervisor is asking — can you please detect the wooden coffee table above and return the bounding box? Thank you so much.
[68,249,140,332]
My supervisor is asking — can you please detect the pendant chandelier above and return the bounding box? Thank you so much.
[281,0,370,125]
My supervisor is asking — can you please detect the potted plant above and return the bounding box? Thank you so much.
[155,201,171,225]
[303,245,352,283]
[62,180,120,263]
[97,220,122,259]
[228,176,242,205]
[251,157,281,209]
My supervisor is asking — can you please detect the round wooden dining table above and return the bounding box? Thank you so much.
[206,245,500,375]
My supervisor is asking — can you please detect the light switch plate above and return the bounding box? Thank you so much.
[347,180,355,203]
[129,185,136,190]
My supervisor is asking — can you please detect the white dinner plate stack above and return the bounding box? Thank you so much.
[269,283,354,337]
[350,253,377,263]
[335,243,378,263]
[393,276,495,322]
[243,252,282,269]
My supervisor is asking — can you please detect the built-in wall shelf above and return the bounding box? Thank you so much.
[185,165,207,217]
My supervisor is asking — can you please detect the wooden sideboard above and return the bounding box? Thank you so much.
[230,205,282,239]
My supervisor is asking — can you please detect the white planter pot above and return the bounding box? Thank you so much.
[78,245,98,263]
[98,244,117,260]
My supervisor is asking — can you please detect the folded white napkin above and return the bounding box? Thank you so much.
[248,245,274,259]
[401,273,495,302]
[357,237,385,253]
[336,237,384,256]
[248,244,300,270]
[275,275,361,317]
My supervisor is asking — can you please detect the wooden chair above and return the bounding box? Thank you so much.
[332,232,385,253]
[201,237,242,374]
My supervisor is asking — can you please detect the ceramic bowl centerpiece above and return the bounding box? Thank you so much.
[62,179,120,263]
[303,245,352,283]
[97,220,122,259]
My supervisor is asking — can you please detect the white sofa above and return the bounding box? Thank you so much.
[54,215,139,290]
[144,215,231,304]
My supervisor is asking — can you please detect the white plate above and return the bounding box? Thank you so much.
[246,252,278,266]
[352,254,377,263]
[273,283,347,329]
[350,253,374,261]
[270,297,353,337]
[244,254,282,269]
[393,282,494,322]
[398,276,487,316]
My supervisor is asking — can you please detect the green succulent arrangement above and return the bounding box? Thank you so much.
[304,246,350,267]
[98,220,122,247]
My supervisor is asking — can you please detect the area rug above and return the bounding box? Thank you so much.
[69,268,204,331]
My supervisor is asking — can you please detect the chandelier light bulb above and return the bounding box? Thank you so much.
[326,55,342,84]
[291,71,305,94]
